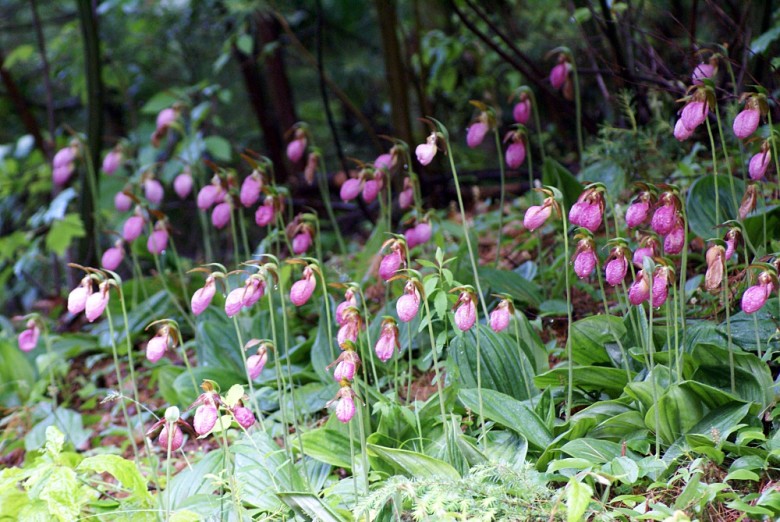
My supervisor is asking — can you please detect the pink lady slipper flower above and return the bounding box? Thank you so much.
[651,192,678,235]
[489,299,512,333]
[143,178,164,205]
[327,385,358,423]
[733,109,761,140]
[240,171,263,208]
[292,228,313,255]
[379,250,404,281]
[524,197,554,231]
[399,177,414,210]
[749,148,771,180]
[742,272,775,314]
[255,197,276,227]
[573,239,597,279]
[633,246,654,266]
[569,188,604,233]
[505,131,527,169]
[146,328,171,363]
[663,220,686,255]
[290,266,317,306]
[340,177,362,202]
[415,132,438,166]
[211,202,231,229]
[147,225,169,255]
[605,248,629,287]
[704,244,726,292]
[651,267,671,307]
[374,151,396,173]
[513,94,531,125]
[191,276,216,316]
[68,277,92,314]
[375,319,400,362]
[158,424,184,451]
[725,228,739,261]
[405,222,432,249]
[193,399,218,436]
[242,278,266,308]
[692,62,715,85]
[18,319,40,352]
[304,152,320,185]
[197,184,223,210]
[114,191,133,212]
[330,349,361,382]
[396,280,421,322]
[453,291,477,331]
[233,405,255,429]
[337,308,361,346]
[151,107,178,147]
[286,128,307,163]
[466,120,490,149]
[673,118,695,141]
[625,192,653,228]
[363,178,380,203]
[102,148,122,175]
[739,185,758,220]
[101,242,125,271]
[628,270,651,305]
[85,282,110,323]
[550,56,570,90]
[123,214,145,243]
[680,100,709,131]
[246,341,269,380]
[52,143,78,186]
[225,286,245,318]
[335,288,357,326]
[174,169,194,199]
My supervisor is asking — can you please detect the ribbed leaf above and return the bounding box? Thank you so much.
[367,444,460,480]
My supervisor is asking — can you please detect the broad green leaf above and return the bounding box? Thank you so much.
[25,407,91,452]
[172,367,246,406]
[277,492,346,522]
[751,25,780,54]
[569,315,626,366]
[38,466,92,521]
[646,384,704,445]
[566,476,592,522]
[165,451,222,509]
[78,454,154,506]
[664,402,750,463]
[300,428,353,469]
[204,136,232,161]
[45,214,85,256]
[721,308,779,353]
[451,324,537,400]
[0,339,35,405]
[535,366,632,396]
[560,439,628,464]
[367,444,460,480]
[608,456,639,485]
[542,158,583,211]
[141,92,179,114]
[223,384,245,408]
[458,388,552,450]
[478,267,542,308]
[578,159,626,194]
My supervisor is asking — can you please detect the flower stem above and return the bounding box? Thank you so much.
[512,314,535,406]
[315,156,347,255]
[231,315,265,432]
[493,128,506,269]
[561,210,574,421]
[529,90,547,164]
[104,306,139,463]
[420,293,452,458]
[705,116,721,227]
[570,60,584,160]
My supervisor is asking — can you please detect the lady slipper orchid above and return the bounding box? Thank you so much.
[550,59,570,90]
[625,194,651,228]
[396,281,421,323]
[704,245,726,291]
[633,246,654,266]
[193,403,218,436]
[663,220,685,255]
[328,385,358,423]
[362,179,380,203]
[453,292,477,331]
[692,62,715,85]
[233,406,255,429]
[174,170,193,199]
[680,100,708,131]
[286,130,307,163]
[489,300,512,333]
[651,194,678,235]
[573,240,597,279]
[513,96,531,124]
[725,229,739,261]
[399,182,414,210]
[414,222,432,245]
[524,198,553,231]
[85,283,110,322]
[733,109,761,140]
[146,331,169,363]
[18,320,40,352]
[569,189,604,232]
[225,287,245,317]
[211,202,231,229]
[506,140,527,169]
[605,251,628,287]
[292,230,313,255]
[466,121,489,148]
[255,198,275,227]
[379,250,403,281]
[197,184,222,210]
[335,289,357,326]
[123,215,145,243]
[739,185,758,220]
[53,145,77,185]
[241,278,265,308]
[340,178,362,201]
[143,178,164,205]
[101,244,125,271]
[240,173,263,208]
[748,149,771,180]
[290,267,317,306]
[331,350,361,382]
[374,152,395,172]
[247,346,268,380]
[147,228,169,255]
[304,152,320,185]
[651,267,670,307]
[415,133,438,166]
[673,118,695,141]
[102,149,122,175]
[375,320,399,362]
[114,191,133,212]
[191,277,216,316]
[337,311,361,346]
[68,278,92,314]
[628,270,651,305]
[158,424,183,451]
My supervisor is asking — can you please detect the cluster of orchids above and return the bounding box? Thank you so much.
[146,381,255,452]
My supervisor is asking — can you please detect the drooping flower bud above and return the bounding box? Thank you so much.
[733,109,761,140]
[146,333,169,363]
[191,277,216,316]
[193,404,218,435]
[292,230,313,255]
[290,267,317,306]
[550,59,570,90]
[414,222,432,246]
[101,244,125,271]
[197,184,222,210]
[489,300,512,333]
[340,178,362,201]
[174,170,193,199]
[379,250,403,281]
[467,121,489,148]
[211,202,231,229]
[680,100,708,131]
[704,245,725,291]
[18,320,40,352]
[242,278,265,308]
[225,287,245,317]
[673,118,695,141]
[335,289,357,326]
[147,228,169,255]
[158,424,183,451]
[114,191,133,212]
[68,279,92,314]
[240,173,263,208]
[453,292,477,331]
[513,96,531,124]
[724,229,739,261]
[739,185,757,220]
[85,283,109,322]
[396,281,421,322]
[605,252,628,287]
[399,185,414,210]
[102,149,122,175]
[144,178,164,205]
[247,348,268,380]
[375,320,399,362]
[524,199,553,231]
[628,271,651,305]
[122,215,145,243]
[337,313,360,346]
[573,240,597,279]
[651,267,670,307]
[233,406,255,429]
[52,145,77,186]
[415,133,438,166]
[748,149,771,180]
[362,179,380,203]
[506,141,527,169]
[663,220,685,255]
[374,152,394,173]
[651,194,677,235]
[286,130,307,163]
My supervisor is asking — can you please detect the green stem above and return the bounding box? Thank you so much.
[165,421,173,521]
[714,103,739,212]
[512,314,535,406]
[570,60,584,160]
[238,208,251,260]
[596,266,631,381]
[723,277,735,393]
[104,306,139,463]
[705,116,721,227]
[231,315,265,431]
[229,205,241,265]
[529,90,547,164]
[420,293,452,458]
[315,156,347,255]
[494,128,506,269]
[561,211,574,421]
